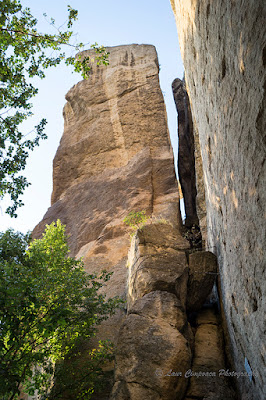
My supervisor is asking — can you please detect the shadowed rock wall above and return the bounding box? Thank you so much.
[170,1,266,398]
[111,223,235,400]
[172,78,198,228]
[172,78,207,244]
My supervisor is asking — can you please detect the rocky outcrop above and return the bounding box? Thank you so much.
[111,223,193,400]
[185,308,235,400]
[172,78,207,244]
[112,310,191,400]
[111,223,234,399]
[33,45,181,348]
[127,223,190,310]
[170,1,266,398]
[187,251,217,312]
[172,78,198,228]
[31,40,240,400]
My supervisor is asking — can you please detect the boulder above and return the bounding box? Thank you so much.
[128,252,188,308]
[129,291,195,350]
[187,251,217,312]
[112,314,191,400]
[186,308,235,400]
[136,223,190,252]
[127,224,189,309]
[128,291,186,330]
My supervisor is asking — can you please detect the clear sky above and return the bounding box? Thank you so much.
[1,0,184,233]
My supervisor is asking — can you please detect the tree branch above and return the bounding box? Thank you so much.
[1,27,78,48]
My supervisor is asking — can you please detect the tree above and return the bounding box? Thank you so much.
[0,0,109,217]
[0,220,121,399]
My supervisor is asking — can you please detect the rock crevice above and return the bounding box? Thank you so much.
[32,42,239,400]
[32,46,181,389]
[170,1,266,398]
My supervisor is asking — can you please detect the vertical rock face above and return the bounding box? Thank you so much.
[185,308,235,400]
[33,44,181,342]
[172,77,207,245]
[172,78,198,228]
[192,123,207,245]
[111,223,234,400]
[170,1,266,398]
[112,223,191,400]
[32,42,237,400]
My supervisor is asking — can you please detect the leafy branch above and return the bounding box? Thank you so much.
[0,1,109,217]
[0,220,122,399]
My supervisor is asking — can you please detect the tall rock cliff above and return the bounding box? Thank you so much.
[33,43,238,400]
[170,1,266,399]
[33,43,181,344]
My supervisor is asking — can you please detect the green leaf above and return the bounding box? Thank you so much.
[0,0,109,216]
[0,220,122,399]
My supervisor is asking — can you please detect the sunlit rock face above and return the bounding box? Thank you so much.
[170,1,266,398]
[33,44,181,343]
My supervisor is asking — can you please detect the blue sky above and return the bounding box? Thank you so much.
[1,0,184,233]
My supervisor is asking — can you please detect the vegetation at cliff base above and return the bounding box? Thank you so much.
[0,220,121,399]
[0,0,109,217]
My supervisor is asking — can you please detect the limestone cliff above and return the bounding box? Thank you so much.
[33,43,181,344]
[170,1,266,399]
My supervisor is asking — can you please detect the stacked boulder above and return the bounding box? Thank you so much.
[111,223,235,400]
[32,44,181,346]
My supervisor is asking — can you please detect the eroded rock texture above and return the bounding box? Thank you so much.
[172,78,207,244]
[172,78,198,228]
[127,223,190,310]
[187,251,217,312]
[33,44,180,343]
[111,223,234,399]
[111,224,192,400]
[185,308,235,400]
[171,1,266,398]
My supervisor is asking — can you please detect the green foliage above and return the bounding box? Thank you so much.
[48,340,114,400]
[0,0,109,217]
[123,210,148,232]
[66,42,109,78]
[0,220,121,400]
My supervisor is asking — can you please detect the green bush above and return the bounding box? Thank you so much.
[0,220,121,400]
[123,210,148,232]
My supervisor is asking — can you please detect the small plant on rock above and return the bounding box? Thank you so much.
[123,210,148,233]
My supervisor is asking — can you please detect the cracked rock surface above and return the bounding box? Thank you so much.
[32,44,180,346]
[111,224,234,400]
